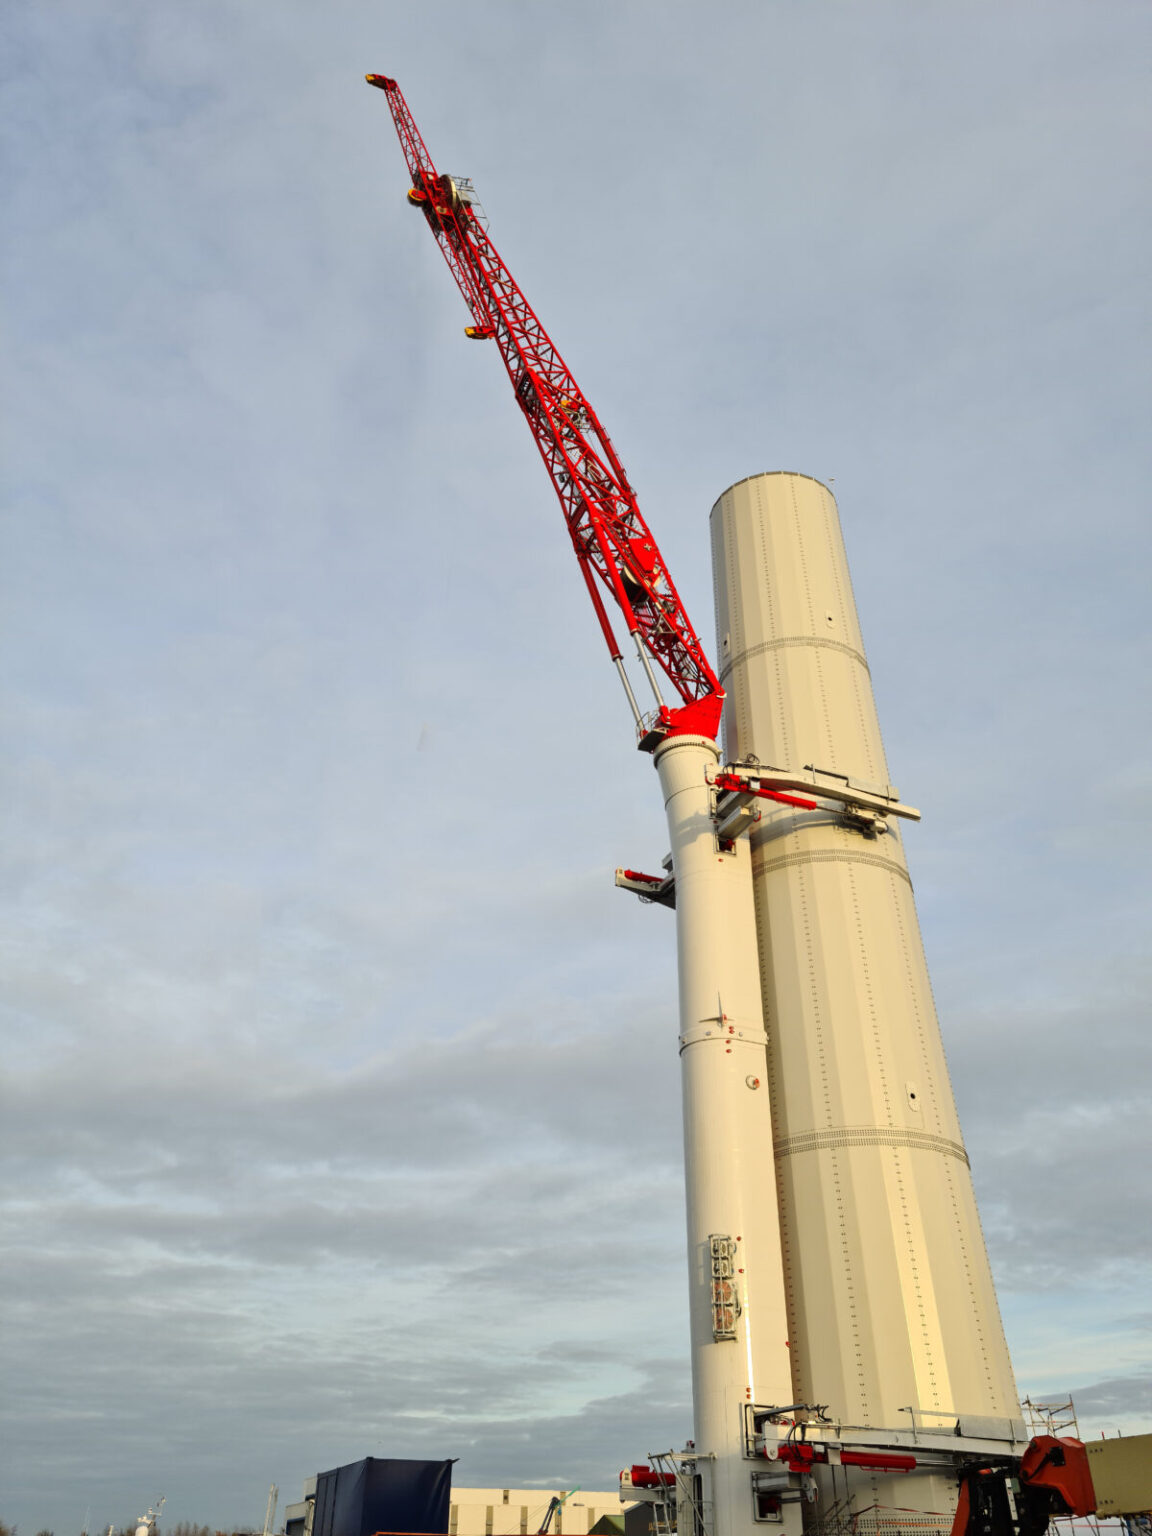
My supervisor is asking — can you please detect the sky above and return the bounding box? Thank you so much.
[2,1,1150,1531]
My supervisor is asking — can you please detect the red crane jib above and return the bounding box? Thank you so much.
[367,73,724,744]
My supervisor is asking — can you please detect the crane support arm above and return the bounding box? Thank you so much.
[367,73,723,745]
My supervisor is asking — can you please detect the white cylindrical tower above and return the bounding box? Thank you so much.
[655,733,802,1536]
[710,473,1020,1525]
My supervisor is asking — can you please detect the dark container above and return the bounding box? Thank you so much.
[313,1457,453,1536]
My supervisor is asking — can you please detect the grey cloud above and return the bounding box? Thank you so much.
[1070,1374,1152,1420]
[944,981,1152,1284]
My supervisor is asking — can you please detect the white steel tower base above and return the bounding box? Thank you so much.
[655,733,804,1536]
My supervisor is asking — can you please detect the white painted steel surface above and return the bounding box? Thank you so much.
[710,473,1020,1522]
[655,733,802,1536]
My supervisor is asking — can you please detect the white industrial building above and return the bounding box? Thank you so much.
[447,1490,629,1536]
[283,1479,631,1536]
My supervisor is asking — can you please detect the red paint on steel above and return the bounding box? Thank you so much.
[761,788,820,810]
[368,75,723,735]
[1020,1436,1097,1517]
[948,1479,972,1536]
[839,1451,917,1472]
[776,1443,916,1474]
[777,1444,819,1468]
[626,1466,676,1488]
[714,772,819,810]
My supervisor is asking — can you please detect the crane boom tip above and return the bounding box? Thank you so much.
[365,73,396,90]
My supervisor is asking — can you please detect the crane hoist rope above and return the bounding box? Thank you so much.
[366,73,723,750]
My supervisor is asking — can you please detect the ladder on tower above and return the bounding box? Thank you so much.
[647,1451,704,1536]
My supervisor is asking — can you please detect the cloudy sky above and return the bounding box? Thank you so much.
[2,2,1150,1532]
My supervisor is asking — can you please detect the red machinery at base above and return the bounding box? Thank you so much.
[622,1435,1110,1536]
[951,1437,1098,1536]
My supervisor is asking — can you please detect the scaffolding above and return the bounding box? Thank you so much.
[645,1451,705,1536]
[1018,1399,1140,1536]
[1022,1398,1082,1439]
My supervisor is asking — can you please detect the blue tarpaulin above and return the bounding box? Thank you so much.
[313,1457,453,1536]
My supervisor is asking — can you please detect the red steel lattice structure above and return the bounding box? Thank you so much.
[367,74,723,744]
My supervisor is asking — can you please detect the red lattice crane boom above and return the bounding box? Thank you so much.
[366,74,723,747]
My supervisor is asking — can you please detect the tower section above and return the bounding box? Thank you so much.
[711,472,1021,1520]
[654,731,802,1536]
